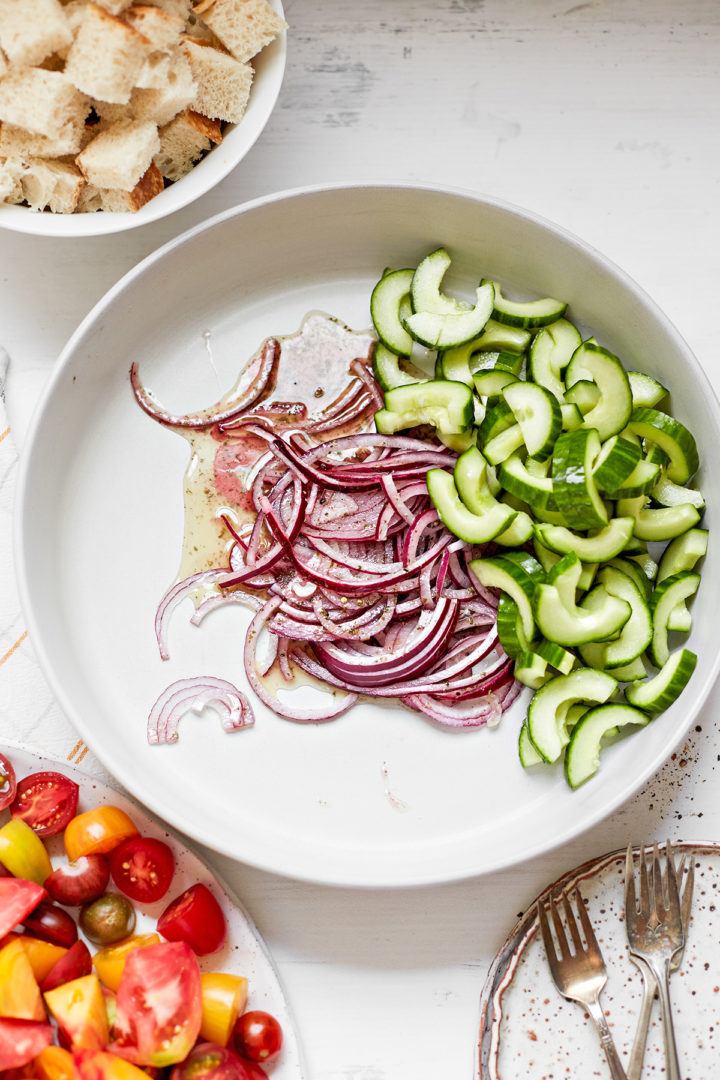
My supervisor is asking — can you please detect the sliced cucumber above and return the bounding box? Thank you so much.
[472,368,520,398]
[519,723,544,767]
[494,510,535,546]
[497,452,554,510]
[528,318,582,400]
[606,556,652,601]
[497,595,534,659]
[652,474,705,511]
[612,457,662,498]
[592,435,642,495]
[527,668,617,763]
[468,556,539,640]
[370,268,415,355]
[535,638,576,675]
[564,703,649,788]
[628,371,668,408]
[471,318,532,354]
[627,407,699,484]
[514,652,549,690]
[565,341,633,441]
[546,552,585,609]
[477,399,514,446]
[625,648,697,713]
[482,423,526,466]
[435,348,474,387]
[534,517,635,562]
[561,402,584,431]
[609,656,647,682]
[404,284,495,349]
[552,428,607,530]
[375,380,474,435]
[427,467,517,543]
[533,539,597,591]
[616,495,701,542]
[564,379,600,415]
[483,279,567,328]
[657,528,708,582]
[502,381,562,461]
[649,571,701,667]
[410,248,469,315]
[372,341,427,391]
[580,565,652,668]
[535,580,631,647]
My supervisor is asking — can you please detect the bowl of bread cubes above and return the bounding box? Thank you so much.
[0,0,287,235]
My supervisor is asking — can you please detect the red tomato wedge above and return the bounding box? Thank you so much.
[157,884,226,956]
[0,1018,54,1070]
[112,941,202,1068]
[11,773,79,839]
[41,940,93,993]
[0,878,46,938]
[0,753,17,813]
[110,838,175,904]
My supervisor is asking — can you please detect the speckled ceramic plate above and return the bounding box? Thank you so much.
[477,841,720,1079]
[2,743,304,1079]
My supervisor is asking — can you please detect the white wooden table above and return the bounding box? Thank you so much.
[2,2,720,1076]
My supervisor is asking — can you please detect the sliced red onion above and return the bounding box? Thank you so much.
[147,677,254,744]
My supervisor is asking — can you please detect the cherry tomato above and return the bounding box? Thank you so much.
[80,893,136,946]
[169,1042,263,1080]
[23,902,78,949]
[64,806,139,862]
[40,940,93,993]
[0,754,17,812]
[110,837,175,904]
[45,855,110,907]
[113,942,201,1067]
[10,773,79,839]
[157,884,226,956]
[0,878,46,938]
[233,1012,282,1064]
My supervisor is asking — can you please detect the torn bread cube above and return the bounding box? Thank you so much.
[0,0,73,67]
[141,0,192,18]
[75,181,104,211]
[184,11,223,46]
[0,49,8,79]
[123,6,185,50]
[0,113,88,158]
[95,50,196,126]
[64,4,151,104]
[94,161,164,210]
[192,0,286,64]
[92,0,133,13]
[76,117,159,189]
[20,158,85,212]
[155,107,221,180]
[0,158,26,203]
[180,38,252,122]
[0,68,88,139]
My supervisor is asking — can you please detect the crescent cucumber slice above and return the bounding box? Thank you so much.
[410,248,470,315]
[565,342,633,441]
[578,566,652,668]
[482,279,567,328]
[626,407,699,484]
[527,668,617,763]
[552,428,607,530]
[372,341,427,392]
[404,284,495,349]
[502,381,562,461]
[534,518,635,562]
[628,371,669,408]
[616,496,701,542]
[649,571,701,667]
[468,556,539,641]
[564,704,649,788]
[528,318,582,400]
[427,468,517,543]
[370,268,415,355]
[625,648,697,713]
[592,435,642,495]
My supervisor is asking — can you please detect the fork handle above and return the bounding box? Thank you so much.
[586,996,628,1080]
[627,961,656,1080]
[646,957,681,1080]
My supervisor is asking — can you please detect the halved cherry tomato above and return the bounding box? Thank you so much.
[113,942,201,1067]
[0,878,46,937]
[109,838,175,904]
[23,902,78,949]
[0,938,45,1021]
[199,974,248,1046]
[0,754,17,812]
[44,974,109,1052]
[64,808,139,863]
[0,819,53,884]
[0,1018,53,1070]
[41,940,93,993]
[45,855,110,907]
[233,1012,282,1065]
[11,773,79,839]
[169,1042,264,1080]
[91,934,160,994]
[157,884,226,956]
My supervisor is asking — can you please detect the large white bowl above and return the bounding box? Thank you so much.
[0,6,285,238]
[15,184,720,886]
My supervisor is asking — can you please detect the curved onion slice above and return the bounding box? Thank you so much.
[147,677,254,744]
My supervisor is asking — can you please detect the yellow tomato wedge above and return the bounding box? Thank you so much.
[92,933,161,993]
[16,936,68,984]
[44,974,109,1052]
[33,1046,75,1080]
[0,938,46,1020]
[199,972,249,1045]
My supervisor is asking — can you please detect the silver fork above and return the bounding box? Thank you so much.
[538,888,627,1080]
[626,851,694,1080]
[624,841,685,1080]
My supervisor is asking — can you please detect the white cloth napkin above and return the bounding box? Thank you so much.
[0,348,110,781]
